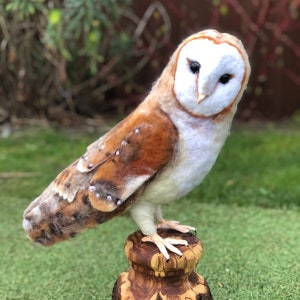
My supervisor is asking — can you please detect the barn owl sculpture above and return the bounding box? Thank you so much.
[23,30,250,260]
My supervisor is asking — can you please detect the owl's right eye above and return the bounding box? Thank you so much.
[189,61,200,74]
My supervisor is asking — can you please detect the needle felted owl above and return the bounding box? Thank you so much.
[23,29,250,259]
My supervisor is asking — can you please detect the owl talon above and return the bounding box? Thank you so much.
[157,219,196,233]
[142,233,187,260]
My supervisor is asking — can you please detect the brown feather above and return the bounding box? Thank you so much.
[23,102,178,245]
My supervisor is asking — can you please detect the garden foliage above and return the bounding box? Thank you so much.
[1,0,134,120]
[0,1,299,122]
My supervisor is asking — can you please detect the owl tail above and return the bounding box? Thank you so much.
[22,181,116,246]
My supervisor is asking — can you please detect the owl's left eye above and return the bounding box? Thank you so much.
[219,74,232,84]
[189,61,200,74]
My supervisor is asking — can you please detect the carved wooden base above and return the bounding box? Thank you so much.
[112,229,213,300]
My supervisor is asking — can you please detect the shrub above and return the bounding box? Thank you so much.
[0,0,170,123]
[1,1,298,122]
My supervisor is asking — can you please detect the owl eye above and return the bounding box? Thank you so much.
[219,73,232,84]
[189,61,200,74]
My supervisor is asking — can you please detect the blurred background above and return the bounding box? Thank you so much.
[0,0,299,126]
[0,3,299,299]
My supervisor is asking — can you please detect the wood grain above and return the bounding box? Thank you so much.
[113,229,213,300]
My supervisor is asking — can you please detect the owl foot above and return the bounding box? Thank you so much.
[156,219,196,233]
[142,233,188,260]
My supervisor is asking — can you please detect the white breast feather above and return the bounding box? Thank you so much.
[138,108,233,205]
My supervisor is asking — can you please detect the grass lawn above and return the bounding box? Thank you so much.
[0,123,299,299]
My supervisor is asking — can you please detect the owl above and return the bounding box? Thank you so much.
[23,29,250,260]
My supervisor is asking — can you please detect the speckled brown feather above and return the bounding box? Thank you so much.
[23,102,178,245]
[23,162,141,246]
[53,101,178,210]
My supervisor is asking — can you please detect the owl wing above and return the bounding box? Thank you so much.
[53,105,178,214]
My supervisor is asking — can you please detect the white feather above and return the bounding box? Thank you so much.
[174,38,245,117]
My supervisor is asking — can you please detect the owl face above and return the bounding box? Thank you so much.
[173,33,249,117]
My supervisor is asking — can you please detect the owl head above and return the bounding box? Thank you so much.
[157,30,251,118]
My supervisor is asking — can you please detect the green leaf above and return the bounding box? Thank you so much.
[5,2,19,12]
[49,9,62,26]
[88,30,100,44]
[61,48,73,61]
[219,4,228,16]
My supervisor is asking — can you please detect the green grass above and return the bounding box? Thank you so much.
[0,124,299,299]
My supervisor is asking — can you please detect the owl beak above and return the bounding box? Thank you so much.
[197,93,207,103]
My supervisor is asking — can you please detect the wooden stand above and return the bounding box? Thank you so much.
[112,229,213,300]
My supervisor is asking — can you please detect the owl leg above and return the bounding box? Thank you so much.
[130,202,188,260]
[155,205,196,233]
